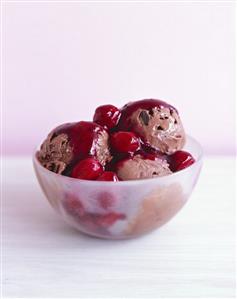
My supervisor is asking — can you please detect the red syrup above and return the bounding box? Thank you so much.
[117,99,178,131]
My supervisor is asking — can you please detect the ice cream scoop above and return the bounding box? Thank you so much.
[37,98,193,181]
[37,121,112,174]
[118,99,186,154]
[116,154,172,181]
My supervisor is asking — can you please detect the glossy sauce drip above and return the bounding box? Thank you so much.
[54,121,105,163]
[106,146,168,173]
[117,99,178,131]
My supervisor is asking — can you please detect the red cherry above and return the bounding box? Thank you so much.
[169,150,195,172]
[96,192,116,209]
[93,104,121,129]
[62,193,125,230]
[110,131,140,154]
[97,171,119,181]
[71,158,103,180]
[63,194,85,217]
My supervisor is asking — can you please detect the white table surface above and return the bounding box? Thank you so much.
[2,156,236,298]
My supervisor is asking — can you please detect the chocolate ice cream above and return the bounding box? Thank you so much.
[116,155,172,181]
[37,121,112,174]
[125,183,187,235]
[118,99,186,154]
[37,99,194,180]
[37,131,73,174]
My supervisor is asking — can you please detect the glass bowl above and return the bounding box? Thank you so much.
[33,135,203,239]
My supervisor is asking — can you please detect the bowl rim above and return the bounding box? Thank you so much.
[33,134,203,186]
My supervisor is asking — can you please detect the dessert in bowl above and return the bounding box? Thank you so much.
[33,99,203,239]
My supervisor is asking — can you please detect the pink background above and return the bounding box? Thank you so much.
[3,2,235,156]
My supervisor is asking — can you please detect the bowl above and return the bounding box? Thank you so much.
[33,135,203,239]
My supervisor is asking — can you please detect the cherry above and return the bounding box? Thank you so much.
[93,104,121,130]
[110,131,140,154]
[63,193,125,230]
[62,194,85,217]
[71,157,103,180]
[97,171,119,181]
[168,150,195,172]
[96,191,116,209]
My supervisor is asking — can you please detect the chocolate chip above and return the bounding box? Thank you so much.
[149,109,154,116]
[139,110,150,126]
[157,126,164,130]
